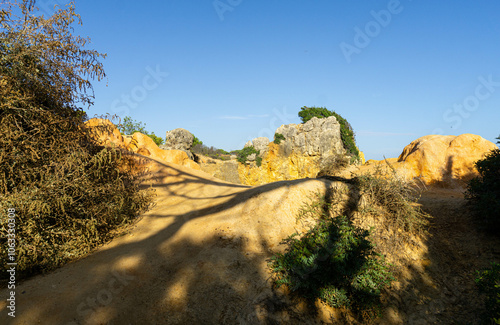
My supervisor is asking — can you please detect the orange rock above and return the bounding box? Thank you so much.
[397,134,497,185]
[85,118,200,170]
[85,118,125,148]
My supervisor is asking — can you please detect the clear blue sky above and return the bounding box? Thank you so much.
[39,0,500,160]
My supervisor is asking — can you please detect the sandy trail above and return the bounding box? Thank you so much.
[0,158,339,324]
[1,158,499,324]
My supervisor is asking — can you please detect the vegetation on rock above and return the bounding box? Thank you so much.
[118,116,164,146]
[0,1,153,280]
[234,146,260,164]
[274,132,285,144]
[298,106,360,163]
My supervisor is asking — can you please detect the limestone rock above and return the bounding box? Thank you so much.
[163,128,193,151]
[161,128,194,160]
[199,157,241,184]
[397,134,497,185]
[244,137,270,156]
[276,116,344,157]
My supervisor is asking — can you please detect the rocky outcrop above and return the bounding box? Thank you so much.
[275,116,344,157]
[161,128,194,160]
[396,134,497,185]
[358,134,497,187]
[85,119,200,170]
[198,116,351,186]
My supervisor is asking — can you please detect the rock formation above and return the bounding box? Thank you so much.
[85,119,200,170]
[198,116,354,186]
[397,134,498,185]
[360,134,498,186]
[161,128,195,160]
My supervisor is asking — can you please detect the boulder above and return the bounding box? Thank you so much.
[161,128,194,160]
[85,118,125,148]
[276,116,344,157]
[244,137,270,156]
[397,134,498,185]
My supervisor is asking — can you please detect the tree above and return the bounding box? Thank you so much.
[118,116,164,146]
[0,1,152,279]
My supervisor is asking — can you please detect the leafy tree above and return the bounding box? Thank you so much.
[298,106,360,162]
[118,116,164,146]
[0,1,152,279]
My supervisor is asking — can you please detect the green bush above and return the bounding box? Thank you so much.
[475,262,500,324]
[465,148,500,233]
[234,146,260,164]
[118,116,164,146]
[192,134,203,147]
[298,106,360,162]
[269,214,394,317]
[274,133,285,144]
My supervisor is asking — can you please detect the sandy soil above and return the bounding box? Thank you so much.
[1,157,498,324]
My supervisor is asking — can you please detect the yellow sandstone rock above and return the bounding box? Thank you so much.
[396,134,497,185]
[85,118,200,170]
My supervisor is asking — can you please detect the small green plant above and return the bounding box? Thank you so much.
[269,214,394,318]
[298,106,360,163]
[192,134,203,147]
[465,148,500,233]
[274,133,285,144]
[118,116,164,146]
[256,156,263,167]
[475,262,500,324]
[235,146,260,164]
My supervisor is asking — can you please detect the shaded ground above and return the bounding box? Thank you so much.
[1,157,498,324]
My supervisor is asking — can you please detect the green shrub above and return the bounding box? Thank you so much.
[192,134,203,147]
[235,146,260,164]
[465,148,500,233]
[475,262,500,324]
[256,156,263,167]
[274,133,285,144]
[118,116,164,146]
[298,106,360,162]
[269,214,394,317]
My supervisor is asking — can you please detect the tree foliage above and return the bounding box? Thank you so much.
[117,116,164,146]
[0,1,153,279]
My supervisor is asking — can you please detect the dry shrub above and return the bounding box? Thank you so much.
[316,154,351,178]
[0,2,154,280]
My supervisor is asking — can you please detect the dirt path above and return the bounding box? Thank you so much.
[0,158,341,324]
[1,159,498,324]
[389,187,500,324]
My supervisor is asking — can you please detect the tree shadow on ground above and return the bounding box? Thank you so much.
[0,157,359,324]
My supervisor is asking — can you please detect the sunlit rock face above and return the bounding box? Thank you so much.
[85,118,200,170]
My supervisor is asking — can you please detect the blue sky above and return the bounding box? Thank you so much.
[37,0,500,160]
